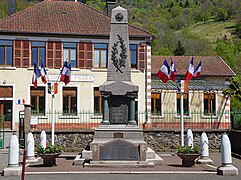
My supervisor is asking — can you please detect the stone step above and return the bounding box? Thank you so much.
[146,147,156,159]
[87,161,155,168]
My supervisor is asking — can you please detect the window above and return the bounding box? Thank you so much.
[63,87,77,114]
[151,93,161,115]
[130,44,137,69]
[31,41,45,67]
[204,92,216,115]
[94,87,102,113]
[94,44,107,68]
[64,43,77,68]
[177,93,189,115]
[30,86,45,115]
[0,40,13,66]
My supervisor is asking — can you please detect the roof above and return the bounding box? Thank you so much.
[0,0,153,38]
[152,80,229,91]
[151,56,235,77]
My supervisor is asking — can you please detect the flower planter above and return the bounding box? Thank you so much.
[37,152,62,166]
[176,153,200,167]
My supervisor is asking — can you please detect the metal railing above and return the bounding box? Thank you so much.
[30,110,231,131]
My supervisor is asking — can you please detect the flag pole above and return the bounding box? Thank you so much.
[180,91,184,146]
[180,80,184,146]
[51,85,55,146]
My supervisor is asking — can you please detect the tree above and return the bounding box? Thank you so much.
[236,22,241,38]
[215,8,228,21]
[215,39,236,70]
[223,77,241,110]
[173,41,186,55]
[184,0,190,8]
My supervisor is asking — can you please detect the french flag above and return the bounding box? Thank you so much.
[185,57,194,81]
[169,59,176,81]
[194,60,202,78]
[32,63,41,88]
[40,61,47,84]
[157,60,170,83]
[60,62,71,85]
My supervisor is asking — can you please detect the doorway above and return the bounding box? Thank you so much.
[0,100,12,129]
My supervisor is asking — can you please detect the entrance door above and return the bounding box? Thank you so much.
[0,86,13,129]
[0,100,12,129]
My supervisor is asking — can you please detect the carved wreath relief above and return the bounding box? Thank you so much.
[115,13,124,22]
[111,35,127,73]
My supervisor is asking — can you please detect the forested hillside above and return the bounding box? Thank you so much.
[0,0,241,107]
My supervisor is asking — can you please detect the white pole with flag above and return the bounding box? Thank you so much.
[51,83,55,146]
[180,80,185,146]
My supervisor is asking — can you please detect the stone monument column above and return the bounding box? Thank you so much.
[102,95,110,125]
[77,6,164,167]
[99,6,139,125]
[128,95,136,125]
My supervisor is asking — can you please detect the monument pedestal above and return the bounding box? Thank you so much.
[91,125,147,162]
[74,125,163,167]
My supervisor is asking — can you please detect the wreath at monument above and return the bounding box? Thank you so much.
[111,35,127,73]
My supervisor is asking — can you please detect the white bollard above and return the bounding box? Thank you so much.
[186,128,193,147]
[221,133,232,164]
[8,134,19,167]
[3,134,22,176]
[26,132,35,159]
[217,133,238,176]
[197,131,213,164]
[40,130,47,148]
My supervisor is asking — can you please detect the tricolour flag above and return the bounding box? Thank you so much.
[40,61,47,84]
[194,60,202,78]
[185,57,194,81]
[32,63,41,88]
[60,62,71,85]
[170,59,176,81]
[157,60,170,83]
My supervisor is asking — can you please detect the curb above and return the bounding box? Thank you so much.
[25,171,217,175]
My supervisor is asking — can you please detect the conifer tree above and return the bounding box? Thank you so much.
[174,41,186,56]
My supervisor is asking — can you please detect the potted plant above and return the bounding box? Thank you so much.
[176,145,201,167]
[36,144,64,166]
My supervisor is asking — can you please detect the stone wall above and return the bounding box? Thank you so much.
[143,130,224,152]
[33,130,226,152]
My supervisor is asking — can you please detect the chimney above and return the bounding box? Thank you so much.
[105,0,116,15]
[8,0,16,16]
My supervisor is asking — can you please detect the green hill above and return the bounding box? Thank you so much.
[177,20,237,45]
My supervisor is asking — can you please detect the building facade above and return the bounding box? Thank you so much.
[150,56,235,129]
[0,0,153,130]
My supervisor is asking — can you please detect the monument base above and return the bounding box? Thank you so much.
[74,125,163,166]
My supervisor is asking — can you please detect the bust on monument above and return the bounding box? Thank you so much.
[99,6,138,125]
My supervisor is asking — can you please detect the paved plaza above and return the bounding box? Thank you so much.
[1,149,241,179]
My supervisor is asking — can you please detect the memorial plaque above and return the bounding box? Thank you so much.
[100,141,119,160]
[109,99,128,124]
[118,140,138,160]
[100,140,139,160]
